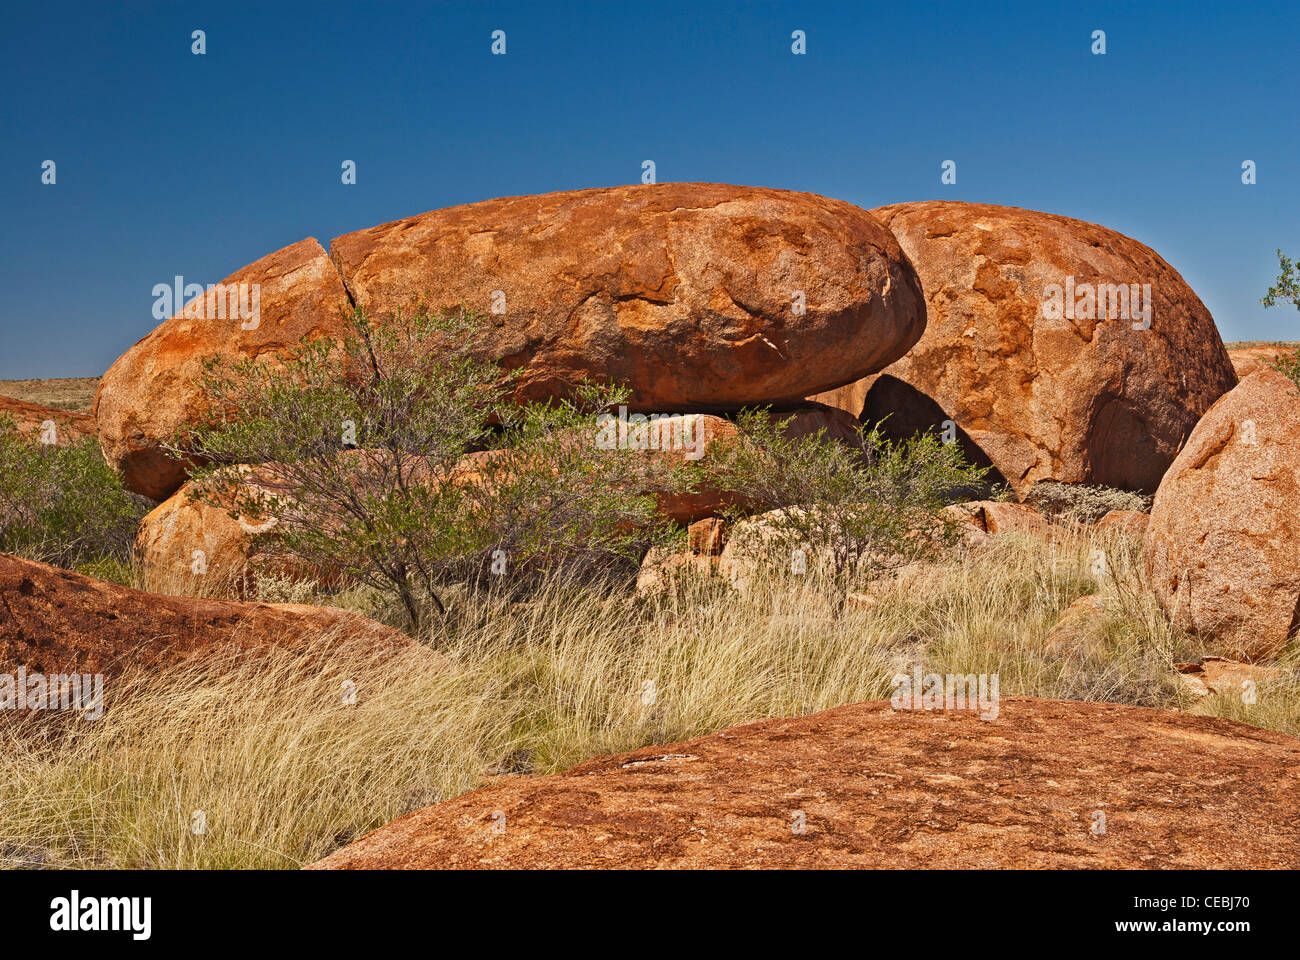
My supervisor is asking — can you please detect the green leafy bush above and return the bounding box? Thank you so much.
[0,416,146,568]
[1260,250,1300,387]
[170,305,686,629]
[695,410,990,597]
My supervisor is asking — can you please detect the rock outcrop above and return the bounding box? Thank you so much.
[814,202,1236,493]
[97,186,925,502]
[330,183,925,411]
[0,553,409,680]
[1144,367,1300,661]
[95,238,353,501]
[0,396,96,444]
[310,697,1300,869]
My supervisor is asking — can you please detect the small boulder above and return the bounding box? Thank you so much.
[1094,509,1149,538]
[1145,367,1300,660]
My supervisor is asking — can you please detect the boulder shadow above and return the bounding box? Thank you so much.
[860,375,1007,491]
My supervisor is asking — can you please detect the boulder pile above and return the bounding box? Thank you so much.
[96,184,926,502]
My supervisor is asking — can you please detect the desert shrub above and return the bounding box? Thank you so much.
[1260,250,1300,386]
[1269,348,1300,387]
[695,410,990,599]
[1023,480,1150,524]
[0,416,145,567]
[169,305,686,629]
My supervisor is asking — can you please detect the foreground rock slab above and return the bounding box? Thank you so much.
[1145,367,1300,661]
[310,697,1300,869]
[0,554,409,679]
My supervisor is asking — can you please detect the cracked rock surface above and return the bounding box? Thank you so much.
[95,184,924,501]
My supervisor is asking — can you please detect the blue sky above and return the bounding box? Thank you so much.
[1,0,1296,378]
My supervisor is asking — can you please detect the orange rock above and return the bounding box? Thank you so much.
[1094,509,1149,537]
[95,238,353,501]
[634,546,718,597]
[1044,594,1109,652]
[1227,344,1295,381]
[1174,657,1281,701]
[330,184,924,412]
[98,186,923,503]
[687,518,726,557]
[0,396,95,444]
[0,553,410,681]
[946,500,1054,537]
[309,697,1300,869]
[132,476,338,599]
[815,203,1236,493]
[1145,367,1300,661]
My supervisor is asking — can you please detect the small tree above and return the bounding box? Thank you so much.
[1261,250,1300,386]
[170,305,684,630]
[697,410,990,602]
[0,417,145,568]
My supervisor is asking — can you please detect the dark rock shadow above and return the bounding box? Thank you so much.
[860,375,1007,491]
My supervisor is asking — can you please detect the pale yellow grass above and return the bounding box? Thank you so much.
[2,524,1295,869]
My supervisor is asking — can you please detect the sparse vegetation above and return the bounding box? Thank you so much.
[698,410,990,601]
[168,305,683,629]
[0,415,146,570]
[1023,480,1151,524]
[1260,251,1300,386]
[3,522,1294,869]
[0,377,100,415]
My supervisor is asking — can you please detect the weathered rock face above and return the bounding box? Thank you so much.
[0,396,96,444]
[309,697,1300,869]
[0,553,410,680]
[1144,367,1300,661]
[134,485,257,597]
[132,476,336,599]
[329,183,925,411]
[943,500,1054,538]
[97,186,923,502]
[95,238,354,501]
[813,202,1236,493]
[1175,657,1281,701]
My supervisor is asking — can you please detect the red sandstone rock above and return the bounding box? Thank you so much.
[0,553,410,680]
[309,697,1300,869]
[95,238,353,501]
[1144,367,1300,660]
[329,184,924,412]
[814,203,1236,493]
